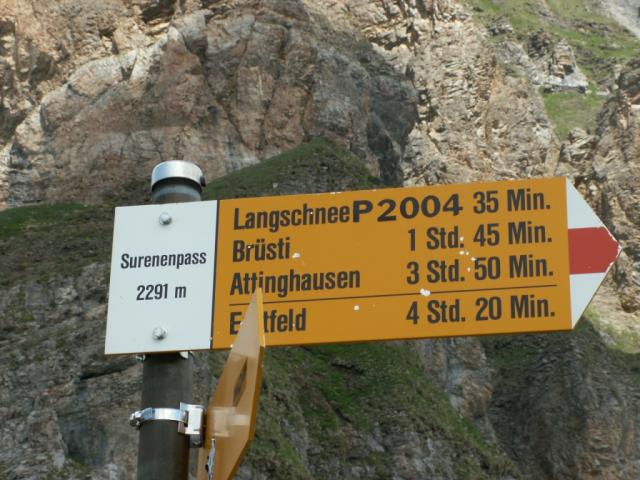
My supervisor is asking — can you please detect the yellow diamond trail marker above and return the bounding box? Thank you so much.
[197,290,265,480]
[105,177,620,354]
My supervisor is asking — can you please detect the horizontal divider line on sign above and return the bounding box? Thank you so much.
[228,283,559,306]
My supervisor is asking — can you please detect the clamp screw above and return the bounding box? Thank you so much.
[130,411,143,428]
[159,212,172,225]
[152,326,167,340]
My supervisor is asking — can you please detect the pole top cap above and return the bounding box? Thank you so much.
[151,160,206,191]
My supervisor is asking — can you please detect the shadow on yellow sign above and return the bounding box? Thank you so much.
[197,290,265,480]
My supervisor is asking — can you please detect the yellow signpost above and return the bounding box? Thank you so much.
[107,173,620,478]
[211,177,619,349]
[197,290,265,480]
[107,173,621,478]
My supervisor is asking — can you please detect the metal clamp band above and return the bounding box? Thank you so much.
[129,407,186,428]
[129,403,204,447]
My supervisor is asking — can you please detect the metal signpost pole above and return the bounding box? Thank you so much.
[137,161,206,480]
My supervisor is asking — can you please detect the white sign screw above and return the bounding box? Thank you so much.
[152,326,168,340]
[159,212,172,225]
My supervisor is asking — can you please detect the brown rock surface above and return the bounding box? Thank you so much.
[0,1,417,207]
[301,0,558,186]
[557,58,640,313]
[0,0,563,207]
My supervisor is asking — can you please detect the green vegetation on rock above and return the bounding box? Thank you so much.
[0,203,90,241]
[542,87,606,138]
[468,0,640,138]
[469,0,639,80]
[483,318,640,412]
[0,203,112,287]
[211,343,517,479]
[203,137,382,200]
[0,138,379,288]
[583,307,640,354]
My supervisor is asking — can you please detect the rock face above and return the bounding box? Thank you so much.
[0,264,140,479]
[0,1,417,207]
[1,1,640,480]
[485,324,640,480]
[0,0,562,207]
[599,0,640,38]
[540,55,640,480]
[302,0,558,186]
[557,58,640,313]
[493,31,589,94]
[546,39,589,92]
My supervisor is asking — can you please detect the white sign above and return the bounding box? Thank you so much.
[105,201,217,354]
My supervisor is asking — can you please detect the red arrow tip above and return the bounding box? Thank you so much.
[569,227,620,274]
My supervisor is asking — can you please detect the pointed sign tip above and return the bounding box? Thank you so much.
[568,227,621,274]
[565,178,621,328]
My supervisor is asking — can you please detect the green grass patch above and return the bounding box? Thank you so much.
[0,203,113,287]
[203,137,382,200]
[598,324,640,354]
[232,343,517,479]
[468,0,640,86]
[468,0,544,32]
[0,203,90,241]
[542,88,606,138]
[553,25,639,85]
